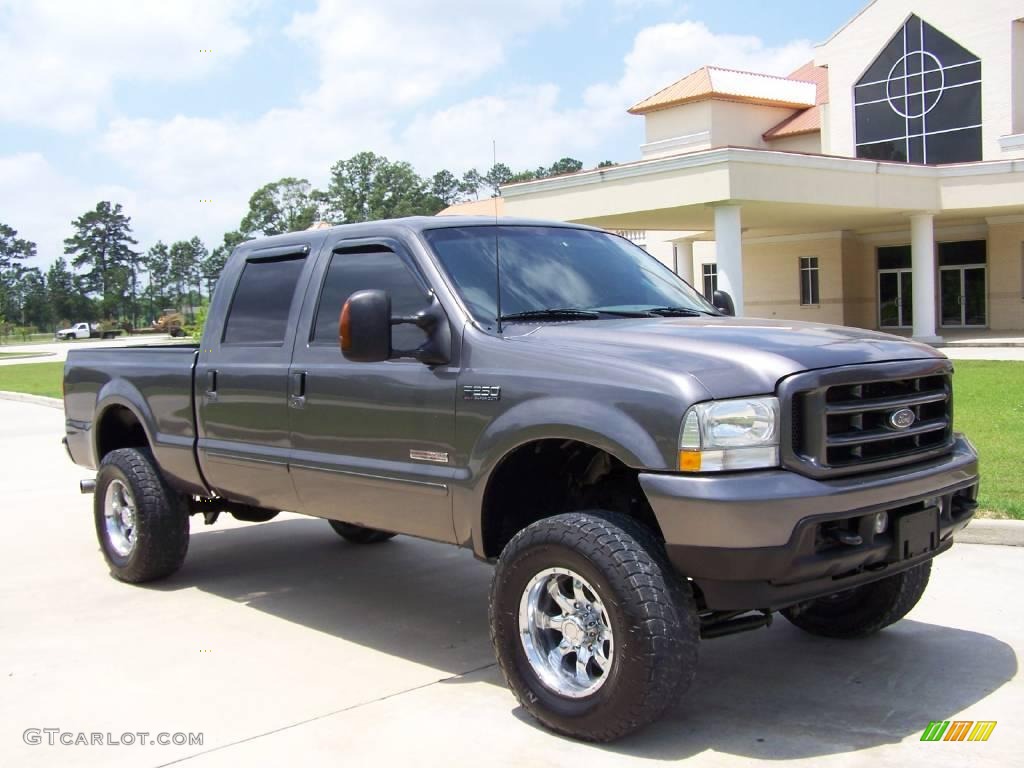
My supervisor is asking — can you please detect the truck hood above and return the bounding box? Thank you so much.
[506,317,946,399]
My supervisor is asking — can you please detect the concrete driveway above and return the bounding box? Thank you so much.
[0,399,1019,768]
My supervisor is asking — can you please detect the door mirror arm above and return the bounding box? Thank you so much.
[391,294,451,366]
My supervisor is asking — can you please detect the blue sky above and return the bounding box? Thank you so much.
[0,0,866,265]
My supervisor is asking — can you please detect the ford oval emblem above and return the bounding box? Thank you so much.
[888,408,916,429]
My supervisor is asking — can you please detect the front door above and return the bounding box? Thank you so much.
[287,237,458,543]
[940,266,987,328]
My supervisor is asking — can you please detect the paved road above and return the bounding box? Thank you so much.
[0,335,179,366]
[0,400,1019,768]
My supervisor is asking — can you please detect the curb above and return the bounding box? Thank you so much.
[959,519,1024,547]
[0,391,63,410]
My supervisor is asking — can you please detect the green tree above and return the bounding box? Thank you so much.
[142,242,172,321]
[168,240,196,320]
[430,170,462,207]
[63,202,139,319]
[46,258,85,327]
[322,151,442,223]
[597,160,616,168]
[460,168,483,200]
[240,177,320,237]
[482,163,513,197]
[546,157,584,176]
[188,236,208,304]
[203,230,247,297]
[0,223,37,321]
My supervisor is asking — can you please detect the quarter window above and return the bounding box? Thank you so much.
[800,257,820,306]
[701,263,718,300]
[312,247,430,350]
[223,254,306,345]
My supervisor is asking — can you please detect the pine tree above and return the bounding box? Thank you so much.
[63,202,139,319]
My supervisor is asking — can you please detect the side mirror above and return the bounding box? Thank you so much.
[712,290,736,317]
[340,289,391,362]
[339,290,452,366]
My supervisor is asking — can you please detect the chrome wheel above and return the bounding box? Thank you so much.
[103,479,137,558]
[518,567,614,698]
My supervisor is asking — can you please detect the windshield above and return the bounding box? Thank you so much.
[422,225,717,326]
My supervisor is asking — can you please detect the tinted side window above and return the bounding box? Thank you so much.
[223,255,306,344]
[313,247,429,349]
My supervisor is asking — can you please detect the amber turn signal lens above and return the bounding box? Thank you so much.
[339,301,352,352]
[678,451,702,472]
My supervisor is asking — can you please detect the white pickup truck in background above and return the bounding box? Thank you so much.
[55,322,123,341]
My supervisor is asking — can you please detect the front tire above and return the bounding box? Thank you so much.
[327,520,396,544]
[93,448,189,583]
[781,561,932,638]
[490,511,699,742]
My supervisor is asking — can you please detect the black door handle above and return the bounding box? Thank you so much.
[289,371,307,409]
[206,370,218,402]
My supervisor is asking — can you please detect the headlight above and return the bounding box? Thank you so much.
[678,396,780,472]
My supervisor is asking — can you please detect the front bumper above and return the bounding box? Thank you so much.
[639,435,979,611]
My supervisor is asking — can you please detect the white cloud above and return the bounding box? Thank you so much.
[584,21,815,116]
[285,0,580,112]
[0,0,253,133]
[4,2,817,264]
[0,153,134,263]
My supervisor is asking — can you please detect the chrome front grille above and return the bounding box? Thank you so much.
[781,360,955,478]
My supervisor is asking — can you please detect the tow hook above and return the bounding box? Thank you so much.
[79,479,96,495]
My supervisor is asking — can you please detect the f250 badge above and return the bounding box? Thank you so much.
[463,385,501,401]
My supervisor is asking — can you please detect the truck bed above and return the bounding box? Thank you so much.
[64,344,206,495]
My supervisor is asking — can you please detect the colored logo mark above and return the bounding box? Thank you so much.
[920,720,997,742]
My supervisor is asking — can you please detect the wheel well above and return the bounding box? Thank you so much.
[480,439,664,559]
[96,405,149,460]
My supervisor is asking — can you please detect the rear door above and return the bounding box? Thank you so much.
[286,235,458,542]
[195,241,318,511]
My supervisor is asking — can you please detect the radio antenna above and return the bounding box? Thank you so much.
[493,139,503,334]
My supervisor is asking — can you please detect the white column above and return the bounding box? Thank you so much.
[673,239,695,284]
[713,204,744,315]
[910,212,941,343]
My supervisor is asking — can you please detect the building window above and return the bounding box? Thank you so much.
[701,263,718,300]
[854,14,982,164]
[799,257,820,306]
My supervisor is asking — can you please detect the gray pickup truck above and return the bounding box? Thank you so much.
[63,217,979,741]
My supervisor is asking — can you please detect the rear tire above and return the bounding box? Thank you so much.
[490,511,699,742]
[93,448,189,583]
[781,561,931,638]
[328,520,396,544]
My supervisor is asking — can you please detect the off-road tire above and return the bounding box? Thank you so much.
[490,511,699,742]
[94,448,189,582]
[781,561,932,638]
[328,520,396,544]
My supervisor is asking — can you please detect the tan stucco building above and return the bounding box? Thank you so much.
[499,0,1024,341]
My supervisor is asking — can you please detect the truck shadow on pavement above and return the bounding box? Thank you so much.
[155,517,1017,761]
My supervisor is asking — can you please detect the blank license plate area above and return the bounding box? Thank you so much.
[892,507,940,561]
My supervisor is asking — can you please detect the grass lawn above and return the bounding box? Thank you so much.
[0,361,64,399]
[0,358,1019,518]
[952,360,1023,520]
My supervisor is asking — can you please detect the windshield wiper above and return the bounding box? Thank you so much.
[587,306,705,318]
[500,308,601,322]
[644,306,704,317]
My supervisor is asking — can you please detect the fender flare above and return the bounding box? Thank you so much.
[92,379,158,464]
[460,397,668,556]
